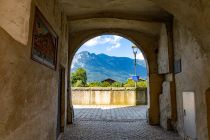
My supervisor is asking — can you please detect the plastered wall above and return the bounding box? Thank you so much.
[0,0,69,140]
[0,0,32,45]
[157,19,210,139]
[158,24,169,74]
[173,20,210,140]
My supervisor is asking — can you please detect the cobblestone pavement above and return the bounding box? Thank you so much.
[73,105,147,121]
[63,105,182,140]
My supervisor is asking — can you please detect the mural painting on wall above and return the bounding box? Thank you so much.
[31,7,58,70]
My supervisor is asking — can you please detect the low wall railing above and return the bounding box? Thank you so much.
[71,87,147,105]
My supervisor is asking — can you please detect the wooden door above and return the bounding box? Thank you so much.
[206,88,210,140]
[56,66,65,139]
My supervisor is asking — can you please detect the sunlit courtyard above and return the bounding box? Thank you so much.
[73,105,147,121]
[62,105,181,140]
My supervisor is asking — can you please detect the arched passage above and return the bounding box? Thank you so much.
[68,29,164,125]
[1,0,210,140]
[70,34,148,122]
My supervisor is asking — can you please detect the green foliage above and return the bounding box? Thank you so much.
[71,68,87,87]
[101,81,111,87]
[124,79,147,88]
[111,81,123,87]
[137,81,147,88]
[87,81,111,87]
[88,81,114,87]
[88,82,102,87]
[74,80,84,87]
[124,79,135,87]
[71,69,147,88]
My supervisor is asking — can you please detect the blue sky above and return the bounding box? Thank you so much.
[76,35,144,60]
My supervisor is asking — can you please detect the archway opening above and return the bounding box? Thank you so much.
[70,34,149,122]
[65,33,180,139]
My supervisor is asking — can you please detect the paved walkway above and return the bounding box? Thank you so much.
[62,105,181,140]
[73,105,147,121]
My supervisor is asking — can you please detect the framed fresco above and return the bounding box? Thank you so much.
[31,7,58,70]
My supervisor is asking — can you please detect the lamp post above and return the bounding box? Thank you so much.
[132,45,138,88]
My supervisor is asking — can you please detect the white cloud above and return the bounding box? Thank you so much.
[106,42,121,51]
[136,53,144,60]
[106,35,122,51]
[83,36,102,47]
[83,35,123,51]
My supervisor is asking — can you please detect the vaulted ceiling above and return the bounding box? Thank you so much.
[59,0,172,36]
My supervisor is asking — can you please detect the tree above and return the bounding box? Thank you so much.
[137,81,147,88]
[111,82,123,87]
[101,81,111,87]
[124,79,135,87]
[88,82,102,87]
[75,80,84,87]
[123,79,147,88]
[71,68,87,87]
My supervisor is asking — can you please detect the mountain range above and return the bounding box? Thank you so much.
[71,51,147,82]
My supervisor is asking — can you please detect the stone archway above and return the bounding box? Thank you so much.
[1,0,210,139]
[68,29,164,125]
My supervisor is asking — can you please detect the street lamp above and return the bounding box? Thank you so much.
[132,45,138,88]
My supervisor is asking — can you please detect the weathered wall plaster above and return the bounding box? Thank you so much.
[0,0,69,140]
[158,24,169,74]
[159,81,172,129]
[151,0,210,54]
[157,22,176,130]
[173,20,210,140]
[0,0,32,45]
